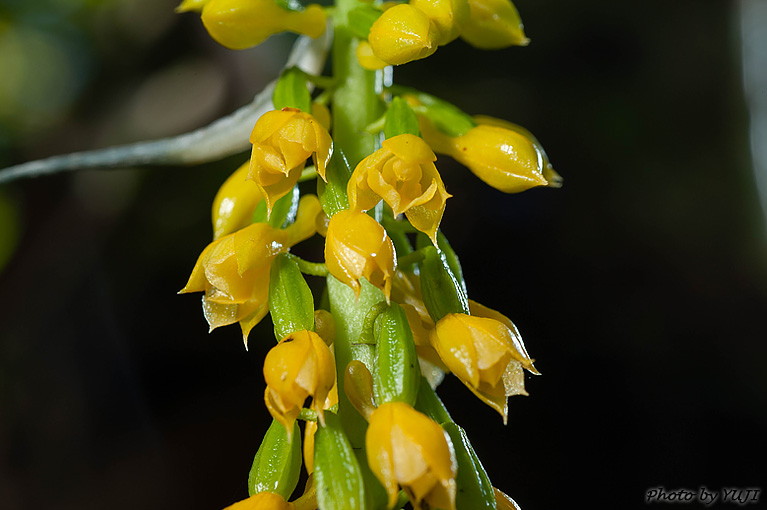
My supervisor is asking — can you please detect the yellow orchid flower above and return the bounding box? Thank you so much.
[428,302,538,423]
[180,195,321,344]
[212,161,263,240]
[366,402,457,510]
[263,330,336,438]
[348,134,450,244]
[249,108,333,214]
[419,115,549,194]
[222,491,294,510]
[368,4,440,66]
[460,0,529,49]
[201,0,327,50]
[410,0,470,45]
[324,210,397,302]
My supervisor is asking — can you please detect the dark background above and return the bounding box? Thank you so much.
[1,0,765,509]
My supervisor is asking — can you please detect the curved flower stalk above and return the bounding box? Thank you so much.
[5,0,560,509]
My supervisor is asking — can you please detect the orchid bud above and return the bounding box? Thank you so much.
[410,0,470,45]
[460,0,529,49]
[201,0,327,50]
[368,4,440,66]
[211,161,263,240]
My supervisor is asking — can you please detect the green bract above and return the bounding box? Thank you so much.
[248,419,302,498]
[314,412,368,510]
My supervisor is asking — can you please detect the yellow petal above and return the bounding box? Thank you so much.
[369,4,440,65]
[222,491,294,510]
[460,0,529,49]
[212,161,263,240]
[356,40,390,70]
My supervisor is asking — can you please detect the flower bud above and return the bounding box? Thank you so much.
[248,419,302,499]
[201,0,327,50]
[460,0,529,49]
[428,308,536,422]
[348,134,450,244]
[264,330,336,436]
[211,161,263,240]
[223,492,294,510]
[356,40,389,70]
[410,0,470,45]
[369,4,440,66]
[419,116,549,194]
[344,360,377,420]
[474,115,562,188]
[324,210,396,302]
[366,402,457,510]
[249,108,333,213]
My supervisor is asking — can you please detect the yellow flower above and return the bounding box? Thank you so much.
[249,108,333,214]
[428,302,538,423]
[324,210,397,302]
[212,161,263,240]
[391,271,445,370]
[348,134,450,244]
[368,4,440,66]
[222,491,294,510]
[366,402,457,510]
[264,330,336,438]
[460,0,529,49]
[419,116,549,194]
[180,195,321,344]
[409,0,470,45]
[201,0,327,50]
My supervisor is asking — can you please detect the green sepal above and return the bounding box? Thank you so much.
[442,422,497,510]
[384,96,420,139]
[417,231,467,297]
[418,245,470,322]
[414,376,453,424]
[253,184,299,228]
[374,303,421,406]
[393,87,476,137]
[314,412,368,510]
[269,253,315,340]
[348,4,382,40]
[273,66,312,113]
[318,149,352,218]
[248,419,302,498]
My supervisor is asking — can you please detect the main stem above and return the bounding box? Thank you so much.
[329,0,386,449]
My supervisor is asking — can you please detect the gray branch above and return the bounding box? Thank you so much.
[0,27,332,185]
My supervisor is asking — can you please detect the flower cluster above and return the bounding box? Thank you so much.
[175,0,557,508]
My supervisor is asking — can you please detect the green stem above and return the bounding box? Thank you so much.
[397,247,428,266]
[285,253,328,276]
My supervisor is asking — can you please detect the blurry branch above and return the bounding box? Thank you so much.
[741,0,767,227]
[0,27,332,185]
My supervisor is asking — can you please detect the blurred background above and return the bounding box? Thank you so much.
[1,0,766,509]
